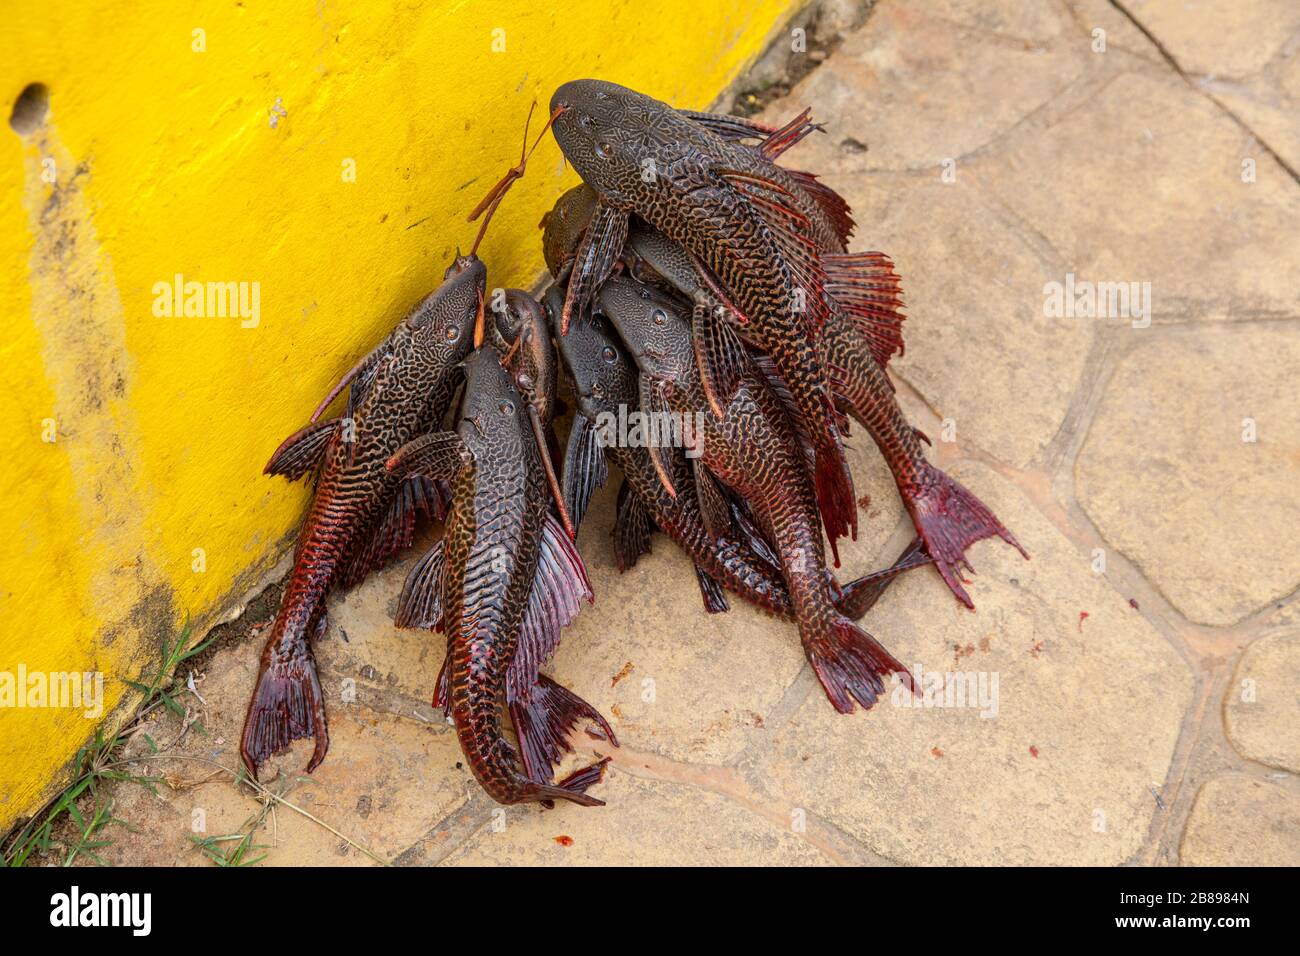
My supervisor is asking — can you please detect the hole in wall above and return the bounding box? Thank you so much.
[9,83,50,136]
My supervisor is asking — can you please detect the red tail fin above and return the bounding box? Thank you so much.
[908,465,1027,609]
[805,617,914,714]
[240,646,328,778]
[835,537,931,620]
[511,675,617,785]
[531,758,612,808]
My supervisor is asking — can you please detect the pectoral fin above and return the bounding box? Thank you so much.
[692,458,731,546]
[265,419,339,481]
[386,431,469,482]
[561,200,629,334]
[562,414,609,534]
[639,375,678,498]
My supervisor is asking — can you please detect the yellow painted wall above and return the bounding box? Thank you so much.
[0,0,801,834]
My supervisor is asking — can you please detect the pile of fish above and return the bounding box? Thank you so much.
[239,80,1027,809]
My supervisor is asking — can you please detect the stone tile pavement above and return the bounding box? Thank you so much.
[68,0,1300,865]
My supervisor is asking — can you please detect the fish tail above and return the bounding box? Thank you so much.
[908,465,1028,609]
[527,758,613,808]
[240,625,328,779]
[805,615,914,714]
[511,675,618,785]
[835,536,931,620]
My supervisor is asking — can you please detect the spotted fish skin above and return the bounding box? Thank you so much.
[549,79,859,550]
[543,195,927,619]
[241,256,485,778]
[552,288,792,614]
[489,289,557,426]
[540,183,599,282]
[440,350,549,804]
[407,347,609,807]
[602,277,914,714]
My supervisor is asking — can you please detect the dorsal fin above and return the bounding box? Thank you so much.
[784,167,855,247]
[823,251,906,369]
[756,107,823,159]
[716,166,830,339]
[394,539,446,630]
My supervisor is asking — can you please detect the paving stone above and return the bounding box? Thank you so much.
[320,533,447,711]
[1207,46,1300,177]
[754,462,1193,865]
[1123,0,1300,79]
[782,0,1086,172]
[921,0,1069,42]
[442,767,829,866]
[980,70,1300,322]
[85,639,469,866]
[1063,0,1165,59]
[1224,629,1300,772]
[1180,774,1300,866]
[1077,325,1300,626]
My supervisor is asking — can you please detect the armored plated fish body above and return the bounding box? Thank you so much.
[241,255,484,778]
[390,346,612,807]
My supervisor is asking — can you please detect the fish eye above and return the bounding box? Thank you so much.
[652,309,667,326]
[601,345,617,363]
[444,325,460,341]
[594,141,612,159]
[498,400,514,415]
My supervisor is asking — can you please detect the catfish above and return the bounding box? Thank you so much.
[241,253,485,778]
[387,342,613,807]
[549,79,861,558]
[601,275,915,713]
[488,287,575,538]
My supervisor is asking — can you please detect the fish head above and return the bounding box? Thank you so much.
[456,345,528,454]
[540,183,599,279]
[401,252,486,367]
[550,285,638,418]
[596,275,693,383]
[550,79,696,207]
[488,288,556,425]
